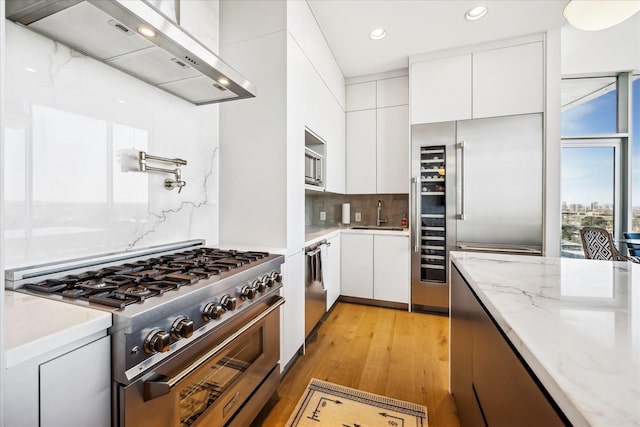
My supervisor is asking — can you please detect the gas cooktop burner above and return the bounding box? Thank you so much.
[21,248,271,309]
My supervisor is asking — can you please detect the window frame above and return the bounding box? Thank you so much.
[560,72,633,254]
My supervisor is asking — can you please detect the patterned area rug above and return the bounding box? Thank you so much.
[286,378,428,427]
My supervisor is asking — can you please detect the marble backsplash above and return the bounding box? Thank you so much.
[306,192,409,228]
[3,21,220,268]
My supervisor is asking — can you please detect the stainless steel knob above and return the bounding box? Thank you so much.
[144,330,171,354]
[253,279,266,293]
[203,303,223,321]
[262,275,274,288]
[240,285,256,300]
[270,271,283,283]
[220,294,237,311]
[171,317,194,339]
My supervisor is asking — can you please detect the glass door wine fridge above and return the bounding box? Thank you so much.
[411,121,456,313]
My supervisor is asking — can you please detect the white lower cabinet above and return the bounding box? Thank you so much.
[341,233,410,304]
[341,233,374,298]
[323,233,341,310]
[40,336,111,427]
[6,334,111,427]
[373,234,410,303]
[280,251,305,371]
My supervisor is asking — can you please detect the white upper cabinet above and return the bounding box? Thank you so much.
[377,105,409,193]
[346,81,376,111]
[325,95,346,194]
[305,58,346,194]
[410,38,544,124]
[346,74,410,194]
[410,54,472,124]
[377,76,409,108]
[346,109,377,194]
[473,42,543,118]
[304,59,327,139]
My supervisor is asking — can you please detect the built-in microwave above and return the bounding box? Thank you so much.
[305,128,325,189]
[305,147,323,187]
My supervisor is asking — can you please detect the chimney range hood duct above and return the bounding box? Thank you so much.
[6,0,256,105]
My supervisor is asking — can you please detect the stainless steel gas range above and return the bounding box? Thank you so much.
[5,240,285,427]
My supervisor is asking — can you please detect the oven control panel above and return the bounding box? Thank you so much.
[119,269,283,380]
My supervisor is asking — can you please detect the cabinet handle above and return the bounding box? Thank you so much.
[456,141,465,220]
[412,177,420,253]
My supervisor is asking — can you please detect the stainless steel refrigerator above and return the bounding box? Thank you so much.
[410,113,543,312]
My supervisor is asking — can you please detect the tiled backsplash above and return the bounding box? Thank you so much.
[306,192,409,228]
[3,21,220,267]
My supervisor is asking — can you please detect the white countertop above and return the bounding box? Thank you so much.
[450,252,640,427]
[305,225,409,246]
[4,290,112,368]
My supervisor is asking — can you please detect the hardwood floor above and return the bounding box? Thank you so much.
[253,302,461,427]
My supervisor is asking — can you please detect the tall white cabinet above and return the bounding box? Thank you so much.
[346,74,410,194]
[219,0,345,372]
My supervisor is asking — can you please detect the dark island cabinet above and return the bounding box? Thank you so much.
[450,265,569,427]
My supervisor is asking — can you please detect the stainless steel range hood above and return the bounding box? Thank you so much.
[6,0,256,105]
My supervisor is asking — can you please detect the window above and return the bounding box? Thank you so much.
[560,74,635,257]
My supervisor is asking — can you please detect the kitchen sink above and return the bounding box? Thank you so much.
[350,226,405,231]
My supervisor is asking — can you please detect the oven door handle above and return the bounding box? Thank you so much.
[144,296,285,401]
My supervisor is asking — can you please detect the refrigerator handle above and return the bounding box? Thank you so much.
[456,141,466,220]
[412,177,420,253]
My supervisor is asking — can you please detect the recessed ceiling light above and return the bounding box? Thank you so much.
[369,28,387,40]
[138,26,157,38]
[465,6,488,21]
[563,0,640,31]
[218,77,229,85]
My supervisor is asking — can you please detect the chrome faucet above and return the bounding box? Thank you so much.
[377,200,387,226]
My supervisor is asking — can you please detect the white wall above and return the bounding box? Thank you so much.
[561,14,640,76]
[1,1,6,423]
[2,13,220,268]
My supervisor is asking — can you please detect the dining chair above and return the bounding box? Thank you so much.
[623,232,640,257]
[580,227,632,261]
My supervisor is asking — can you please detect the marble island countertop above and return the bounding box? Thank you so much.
[451,252,640,427]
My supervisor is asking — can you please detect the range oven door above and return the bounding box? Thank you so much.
[119,295,284,427]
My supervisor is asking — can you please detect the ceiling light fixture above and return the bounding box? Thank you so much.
[369,28,387,40]
[218,77,229,85]
[563,0,640,31]
[138,26,157,38]
[465,6,488,21]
